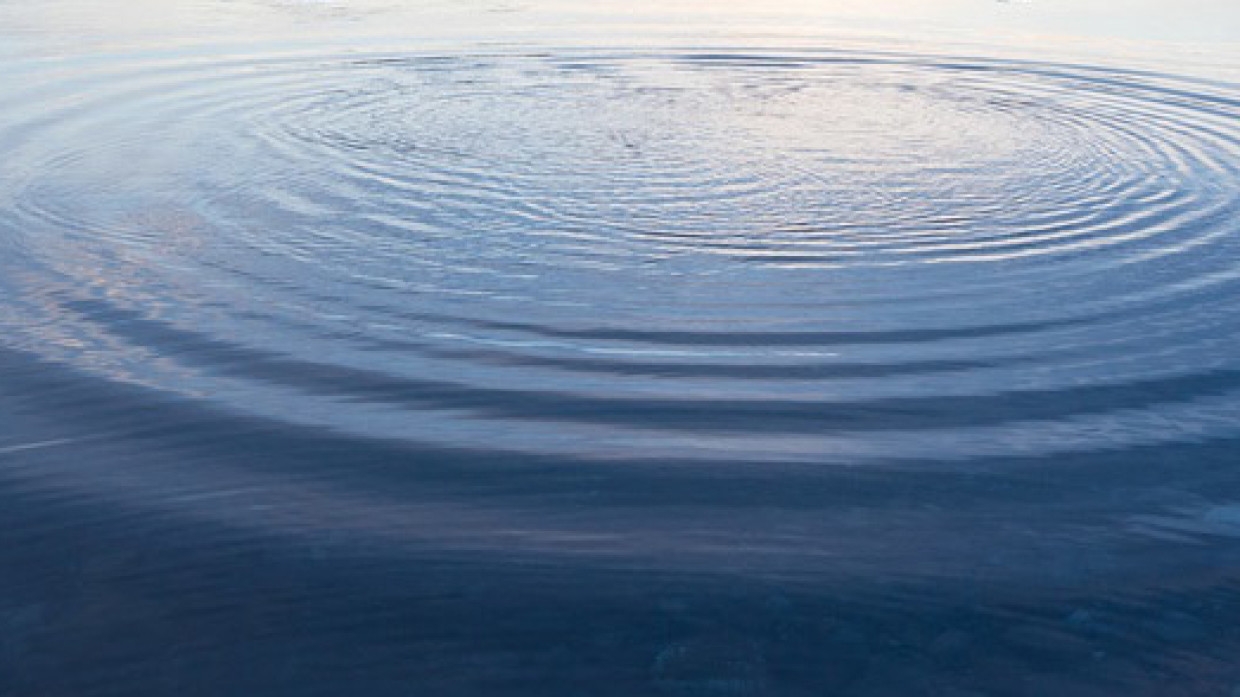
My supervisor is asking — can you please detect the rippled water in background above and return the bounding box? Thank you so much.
[1,2,1238,695]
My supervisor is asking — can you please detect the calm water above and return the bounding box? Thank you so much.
[1,2,1239,695]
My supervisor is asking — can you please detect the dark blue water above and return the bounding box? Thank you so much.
[2,3,1240,695]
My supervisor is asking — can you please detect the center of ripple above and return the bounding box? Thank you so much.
[253,54,1051,271]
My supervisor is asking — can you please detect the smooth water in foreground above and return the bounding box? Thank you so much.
[1,2,1239,695]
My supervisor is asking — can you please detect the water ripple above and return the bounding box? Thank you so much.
[1,44,1238,570]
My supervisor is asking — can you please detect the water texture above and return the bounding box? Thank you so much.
[1,3,1239,695]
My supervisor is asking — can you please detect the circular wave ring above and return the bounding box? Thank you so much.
[0,46,1237,468]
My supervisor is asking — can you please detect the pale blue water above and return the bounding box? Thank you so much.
[1,2,1239,695]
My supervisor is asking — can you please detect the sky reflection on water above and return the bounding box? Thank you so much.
[1,2,1239,696]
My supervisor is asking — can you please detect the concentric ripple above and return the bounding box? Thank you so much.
[6,18,1240,693]
[2,47,1237,470]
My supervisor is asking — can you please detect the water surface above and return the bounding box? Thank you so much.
[1,2,1239,695]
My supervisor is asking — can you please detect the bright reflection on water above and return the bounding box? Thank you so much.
[1,2,1238,695]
